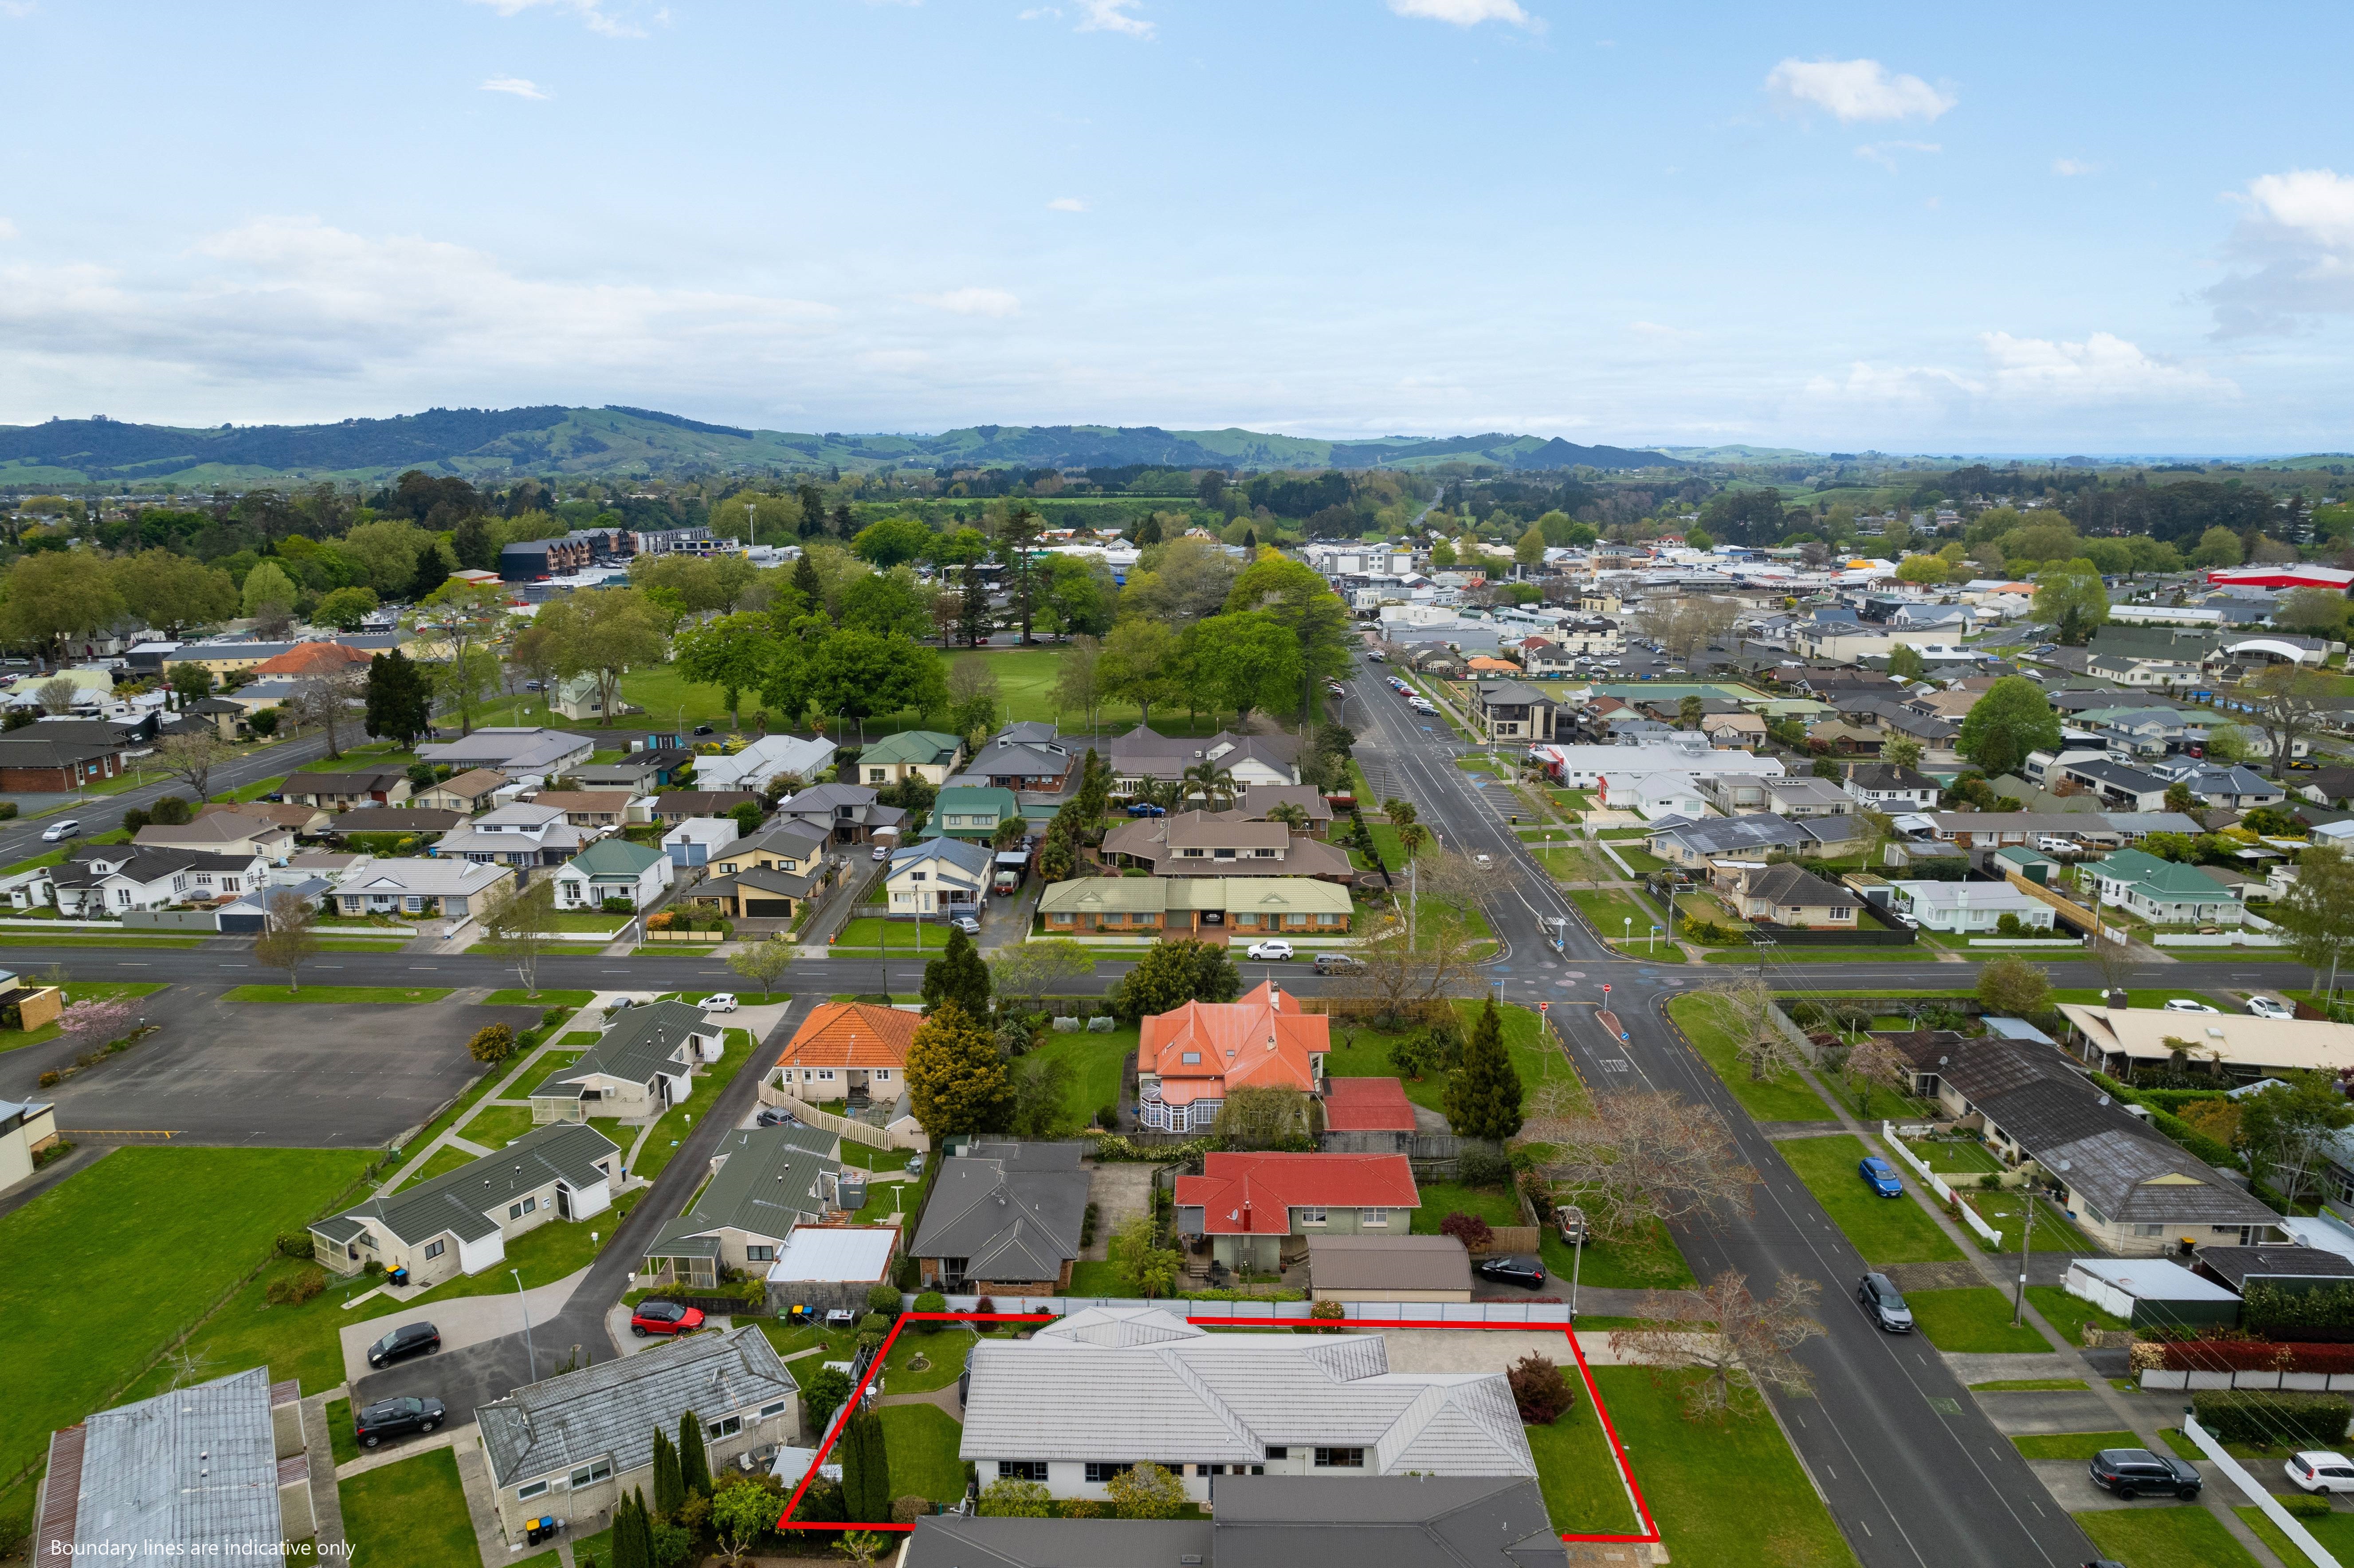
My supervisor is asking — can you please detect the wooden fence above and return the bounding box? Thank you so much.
[754,1082,929,1151]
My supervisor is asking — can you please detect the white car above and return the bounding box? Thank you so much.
[871,843,890,861]
[2247,996,2295,1020]
[39,819,78,843]
[703,992,739,1013]
[2287,1452,2354,1493]
[1246,940,1295,960]
[2162,998,2221,1014]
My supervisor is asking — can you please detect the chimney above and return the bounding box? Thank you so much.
[2105,988,2128,1012]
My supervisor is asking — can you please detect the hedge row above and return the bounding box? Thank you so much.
[2246,1281,2354,1345]
[2158,1340,2354,1374]
[2192,1388,2354,1447]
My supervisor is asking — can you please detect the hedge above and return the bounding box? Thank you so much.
[2245,1281,2354,1345]
[2093,1074,2241,1169]
[2191,1388,2354,1448]
[2158,1340,2354,1374]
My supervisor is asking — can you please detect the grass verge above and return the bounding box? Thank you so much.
[2023,1285,2130,1347]
[1666,993,1834,1122]
[1903,1287,2054,1353]
[1775,1134,1962,1265]
[2074,1506,2260,1568]
[1525,1408,1639,1534]
[224,984,453,1004]
[2011,1431,2140,1460]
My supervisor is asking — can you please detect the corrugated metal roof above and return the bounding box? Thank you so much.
[768,1226,898,1284]
[63,1367,282,1556]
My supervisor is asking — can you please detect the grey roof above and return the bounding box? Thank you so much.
[52,1366,286,1559]
[1303,1235,1472,1294]
[283,770,407,796]
[51,845,261,893]
[1766,776,1855,805]
[733,821,830,860]
[891,836,997,876]
[1650,814,1807,855]
[1212,1475,1569,1568]
[1742,862,1860,910]
[959,1308,1534,1476]
[705,864,826,900]
[316,1122,619,1247]
[417,728,598,770]
[477,1325,797,1488]
[1846,763,1938,793]
[532,1001,717,1099]
[2101,812,2206,836]
[903,1518,1213,1568]
[2064,760,2170,794]
[965,740,1075,779]
[2196,1245,2354,1290]
[651,1125,841,1253]
[909,1142,1090,1279]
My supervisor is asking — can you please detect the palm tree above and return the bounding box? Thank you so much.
[1181,760,1237,808]
[1266,801,1310,833]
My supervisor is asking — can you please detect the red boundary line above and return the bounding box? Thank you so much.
[772,1310,1661,1545]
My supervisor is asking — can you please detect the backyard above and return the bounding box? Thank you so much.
[339,1448,483,1568]
[1523,1399,1640,1535]
[1023,1025,1134,1132]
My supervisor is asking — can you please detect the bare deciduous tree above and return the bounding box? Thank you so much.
[1609,1269,1826,1421]
[1694,979,1807,1084]
[155,730,237,802]
[1531,1087,1759,1242]
[36,677,78,715]
[286,673,360,759]
[1842,1034,1911,1119]
[251,887,322,993]
[479,876,557,996]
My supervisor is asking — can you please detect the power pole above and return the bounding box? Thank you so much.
[2011,1193,2035,1327]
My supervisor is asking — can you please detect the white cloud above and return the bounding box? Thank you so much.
[2245,167,2354,249]
[1387,0,1534,28]
[2205,167,2354,337]
[0,2,35,18]
[1809,332,2233,412]
[481,76,553,100]
[915,287,1020,318]
[0,218,16,241]
[2052,157,2099,177]
[1766,58,1954,123]
[1854,140,1939,172]
[1046,196,1088,212]
[1074,0,1151,38]
[467,0,644,39]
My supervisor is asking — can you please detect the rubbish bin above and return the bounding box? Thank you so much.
[525,1517,557,1546]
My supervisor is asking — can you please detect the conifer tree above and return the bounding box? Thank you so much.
[678,1410,711,1498]
[1444,997,1525,1141]
[921,924,993,1017]
[840,1406,891,1522]
[652,1428,683,1517]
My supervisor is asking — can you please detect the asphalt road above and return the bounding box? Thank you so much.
[0,725,334,862]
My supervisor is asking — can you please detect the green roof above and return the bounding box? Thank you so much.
[858,730,962,767]
[564,838,667,877]
[2098,846,2232,897]
[931,787,1021,836]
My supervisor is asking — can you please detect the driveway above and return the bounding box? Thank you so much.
[1080,1160,1154,1261]
[337,1267,593,1386]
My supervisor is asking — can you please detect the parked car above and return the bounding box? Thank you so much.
[354,1395,446,1449]
[1326,683,1346,696]
[2162,999,2221,1014]
[39,820,78,843]
[692,724,714,736]
[630,1301,706,1337]
[2286,1451,2354,1493]
[1856,1272,1913,1333]
[1245,939,1295,960]
[1556,1205,1588,1247]
[1312,953,1364,976]
[1858,1156,1904,1198]
[2087,1448,2201,1501]
[365,1321,441,1369]
[755,1106,800,1128]
[1126,801,1167,817]
[703,992,738,1012]
[2247,996,2295,1020]
[1477,1256,1547,1289]
[950,914,981,936]
[871,843,890,861]
[1365,651,1386,662]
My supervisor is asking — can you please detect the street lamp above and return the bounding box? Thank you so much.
[510,1268,537,1382]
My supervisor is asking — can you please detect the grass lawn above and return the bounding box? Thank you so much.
[1665,994,1834,1123]
[1591,1366,1859,1568]
[884,1325,977,1393]
[1570,886,1661,945]
[1973,1377,2088,1391]
[2024,1286,2130,1347]
[1616,847,1669,874]
[1903,1138,2001,1175]
[0,980,168,1051]
[542,911,628,933]
[757,1319,860,1361]
[458,1103,536,1147]
[2011,1431,2138,1460]
[0,1147,375,1484]
[832,918,949,951]
[361,1190,643,1321]
[1777,1135,1962,1265]
[1530,843,1615,882]
[2075,1507,2261,1568]
[116,1254,382,1407]
[326,1397,360,1466]
[2049,988,2226,1010]
[838,1141,915,1172]
[1325,1000,1578,1118]
[484,988,596,1008]
[1525,1410,1640,1535]
[0,845,69,875]
[1903,1288,2054,1354]
[2239,1503,2354,1565]
[413,1146,479,1183]
[224,984,453,1004]
[0,934,208,949]
[879,1403,969,1504]
[339,1447,481,1568]
[297,741,417,773]
[1021,1026,1133,1133]
[628,1027,756,1183]
[1964,1194,2100,1257]
[1411,1181,1523,1233]
[1066,1259,1126,1296]
[1543,1216,1696,1292]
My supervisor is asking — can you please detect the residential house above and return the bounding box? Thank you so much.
[525,789,639,830]
[690,733,836,795]
[646,791,759,826]
[1108,728,1301,795]
[2084,847,2246,926]
[411,768,507,813]
[909,1141,1090,1293]
[1646,813,1811,868]
[1887,879,2056,933]
[1102,810,1354,880]
[2294,766,2354,809]
[774,782,908,846]
[529,1000,724,1123]
[763,1226,903,1319]
[1601,771,1707,821]
[1466,679,1563,743]
[432,803,586,870]
[0,1095,59,1189]
[1697,772,1774,814]
[416,727,597,776]
[1724,863,1861,929]
[280,769,412,811]
[662,818,739,869]
[1522,741,1782,792]
[884,836,993,916]
[853,730,965,787]
[163,632,406,678]
[696,822,835,920]
[178,695,255,742]
[133,813,295,862]
[1138,980,1328,1133]
[51,847,271,916]
[719,821,839,875]
[1765,776,1859,819]
[336,807,469,839]
[768,1001,922,1120]
[251,641,372,680]
[1844,762,1941,813]
[956,1309,1532,1505]
[476,1329,800,1549]
[553,838,673,910]
[2159,763,2285,811]
[2056,759,2176,813]
[957,735,1076,794]
[331,858,513,919]
[928,786,1022,842]
[1235,784,1335,834]
[550,673,628,724]
[1037,875,1354,942]
[1318,1077,1416,1156]
[1176,1152,1421,1274]
[310,1123,618,1285]
[640,1124,846,1288]
[571,751,694,794]
[2060,1004,2354,1086]
[0,721,129,792]
[37,1368,316,1564]
[1703,711,1770,748]
[1926,813,2123,850]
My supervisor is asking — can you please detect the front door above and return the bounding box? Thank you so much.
[556,1185,572,1219]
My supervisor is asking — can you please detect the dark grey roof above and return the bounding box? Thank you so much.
[284,770,407,796]
[1848,763,1938,793]
[2065,760,2170,793]
[477,1325,796,1489]
[777,782,880,813]
[0,727,124,766]
[1212,1475,1568,1568]
[1650,814,1806,855]
[966,740,1075,778]
[54,1366,290,1559]
[2196,1246,2354,1290]
[706,864,825,899]
[910,1141,1089,1278]
[735,822,830,859]
[650,1125,840,1252]
[51,845,261,893]
[1303,1235,1472,1294]
[533,1001,718,1098]
[902,1517,1213,1568]
[1742,862,1859,909]
[316,1122,618,1247]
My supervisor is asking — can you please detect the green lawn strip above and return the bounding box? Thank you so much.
[1065,1259,1125,1296]
[1022,1027,1135,1132]
[359,1191,645,1321]
[0,980,168,1051]
[755,1320,859,1360]
[1773,989,1977,1000]
[1525,1409,1640,1535]
[485,988,596,1008]
[231,776,288,802]
[1542,1215,1696,1291]
[1970,1378,2089,1392]
[2074,1507,2261,1568]
[118,1255,375,1406]
[1904,1287,2054,1353]
[1590,1366,1860,1568]
[1326,1000,1575,1117]
[879,1403,969,1504]
[1703,948,1930,963]
[1964,1194,2100,1257]
[466,942,611,957]
[0,846,69,876]
[326,1398,360,1466]
[2157,1426,2278,1463]
[883,1325,977,1393]
[2011,1430,2141,1461]
[838,1142,914,1172]
[1616,847,1669,874]
[626,1027,757,1184]
[413,1146,479,1183]
[338,1448,479,1568]
[1903,1138,2001,1175]
[456,1103,536,1147]
[1776,1134,1962,1265]
[0,935,209,949]
[224,984,454,1004]
[296,743,417,774]
[831,918,950,951]
[2023,1286,2130,1347]
[1411,1181,1523,1233]
[2239,1503,2354,1564]
[0,1147,376,1481]
[1569,886,1662,945]
[559,1031,601,1045]
[1666,994,1836,1123]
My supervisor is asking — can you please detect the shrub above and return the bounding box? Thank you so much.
[0,1510,27,1562]
[1508,1353,1576,1425]
[1439,1211,1494,1251]
[2278,1490,2335,1520]
[1305,1299,1346,1334]
[1518,1169,1556,1222]
[265,1266,329,1306]
[865,1282,903,1317]
[277,1232,318,1258]
[600,896,635,914]
[913,1290,948,1330]
[978,1477,1054,1517]
[2244,1280,2354,1344]
[892,1496,932,1524]
[37,1069,60,1087]
[1059,1500,1106,1519]
[800,1366,853,1435]
[1104,1462,1186,1520]
[855,1312,892,1339]
[1456,1144,1512,1189]
[466,1023,517,1064]
[0,802,17,821]
[2192,1389,2354,1450]
[541,1006,570,1028]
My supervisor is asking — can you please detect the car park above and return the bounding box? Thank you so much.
[2247,996,2295,1019]
[703,992,738,1012]
[365,1321,440,1369]
[1477,1257,1547,1289]
[2286,1451,2354,1493]
[354,1395,445,1449]
[2162,999,2220,1014]
[2086,1448,2201,1501]
[630,1301,706,1337]
[39,820,78,843]
[1246,939,1295,960]
[1856,1273,1913,1332]
[1858,1156,1904,1197]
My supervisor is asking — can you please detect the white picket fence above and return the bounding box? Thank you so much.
[2154,933,2290,948]
[1882,1121,2007,1249]
[906,1294,1577,1325]
[2183,1412,2345,1568]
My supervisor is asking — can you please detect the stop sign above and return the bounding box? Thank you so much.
[1538,1001,1549,1015]
[1601,983,1611,995]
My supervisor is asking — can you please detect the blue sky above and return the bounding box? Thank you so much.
[5,0,2353,455]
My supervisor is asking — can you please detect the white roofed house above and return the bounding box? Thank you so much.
[332,858,513,920]
[430,802,586,870]
[1887,878,2056,933]
[1600,771,1706,821]
[691,733,838,795]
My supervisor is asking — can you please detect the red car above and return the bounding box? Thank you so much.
[630,1301,706,1337]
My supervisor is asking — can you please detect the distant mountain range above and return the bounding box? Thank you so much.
[0,407,1687,486]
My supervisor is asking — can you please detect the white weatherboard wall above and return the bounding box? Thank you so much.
[1883,1122,2006,1249]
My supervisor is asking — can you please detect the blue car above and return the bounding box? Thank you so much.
[1126,802,1166,817]
[1859,1156,1904,1198]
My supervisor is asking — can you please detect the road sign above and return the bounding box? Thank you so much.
[1539,1001,1549,1015]
[1601,983,1611,994]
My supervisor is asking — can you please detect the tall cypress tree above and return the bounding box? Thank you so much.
[609,1493,643,1568]
[651,1428,684,1517]
[364,649,432,748]
[1443,997,1525,1142]
[840,1406,890,1522]
[921,925,992,1017]
[407,541,450,602]
[677,1410,711,1498]
[632,1487,656,1568]
[792,553,824,610]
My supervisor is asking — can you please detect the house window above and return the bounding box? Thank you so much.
[819,1070,836,1081]
[1362,1208,1388,1227]
[760,1400,790,1419]
[1265,1447,1287,1460]
[568,1460,611,1487]
[424,1240,445,1259]
[2133,1223,2166,1237]
[1181,1052,1201,1064]
[998,1461,1048,1482]
[706,1415,742,1439]
[518,1481,550,1501]
[747,1246,774,1262]
[1298,1207,1327,1226]
[873,1069,890,1081]
[1084,1462,1131,1484]
[509,1197,536,1219]
[1318,913,1342,926]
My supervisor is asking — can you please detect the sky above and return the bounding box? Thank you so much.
[5,1,2354,457]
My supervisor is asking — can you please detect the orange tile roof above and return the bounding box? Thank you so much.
[1176,1152,1420,1235]
[1465,656,1519,672]
[1322,1076,1416,1132]
[777,1002,922,1070]
[1138,980,1327,1106]
[252,642,374,677]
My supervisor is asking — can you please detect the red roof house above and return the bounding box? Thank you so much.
[1137,980,1327,1133]
[1174,1151,1420,1272]
[251,642,375,678]
[1321,1076,1417,1154]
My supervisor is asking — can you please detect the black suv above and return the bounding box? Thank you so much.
[1856,1273,1913,1333]
[366,1321,440,1369]
[2087,1449,2201,1501]
[355,1395,447,1450]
